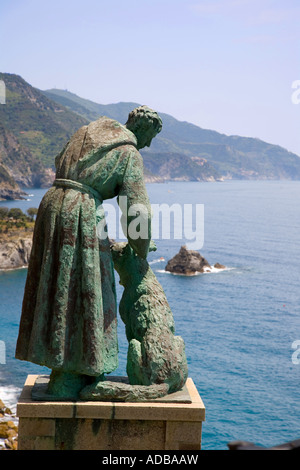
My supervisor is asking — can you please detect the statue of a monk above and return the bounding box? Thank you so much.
[15,106,162,398]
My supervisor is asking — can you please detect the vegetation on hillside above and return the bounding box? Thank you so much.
[0,207,36,235]
[0,73,88,169]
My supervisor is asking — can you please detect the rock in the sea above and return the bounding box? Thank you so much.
[165,246,226,275]
[0,420,18,439]
[214,263,226,269]
[165,245,211,275]
[0,400,12,417]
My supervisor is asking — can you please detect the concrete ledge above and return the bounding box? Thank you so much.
[17,375,205,450]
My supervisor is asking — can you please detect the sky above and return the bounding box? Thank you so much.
[0,0,300,155]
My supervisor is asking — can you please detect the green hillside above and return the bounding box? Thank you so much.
[0,73,89,199]
[0,73,88,169]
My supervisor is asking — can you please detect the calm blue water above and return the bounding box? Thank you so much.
[0,181,299,450]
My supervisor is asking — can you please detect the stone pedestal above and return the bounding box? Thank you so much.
[17,375,205,450]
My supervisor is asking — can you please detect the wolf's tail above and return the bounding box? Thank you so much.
[79,380,169,402]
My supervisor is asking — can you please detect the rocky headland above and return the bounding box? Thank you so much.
[0,399,18,450]
[165,245,225,275]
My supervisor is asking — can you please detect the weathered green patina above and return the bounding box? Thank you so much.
[16,106,163,398]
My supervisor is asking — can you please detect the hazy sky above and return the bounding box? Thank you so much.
[1,0,300,154]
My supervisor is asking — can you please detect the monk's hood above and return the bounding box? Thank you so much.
[57,116,137,168]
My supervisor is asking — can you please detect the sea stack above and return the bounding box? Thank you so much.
[165,245,211,275]
[165,246,226,275]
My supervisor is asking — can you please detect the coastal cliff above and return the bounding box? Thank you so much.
[0,163,28,201]
[0,233,32,270]
[0,73,87,201]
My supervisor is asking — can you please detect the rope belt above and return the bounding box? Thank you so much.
[53,178,103,203]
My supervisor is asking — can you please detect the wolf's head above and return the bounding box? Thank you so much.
[111,241,157,287]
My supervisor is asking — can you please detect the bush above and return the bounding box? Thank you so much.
[8,208,25,220]
[0,207,9,219]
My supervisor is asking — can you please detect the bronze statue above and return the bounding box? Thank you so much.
[15,106,188,400]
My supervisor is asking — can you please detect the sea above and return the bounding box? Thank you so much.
[0,180,299,450]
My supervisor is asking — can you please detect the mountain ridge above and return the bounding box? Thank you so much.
[43,88,300,182]
[1,73,300,200]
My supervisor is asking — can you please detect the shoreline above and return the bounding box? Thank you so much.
[0,265,28,273]
[0,394,19,450]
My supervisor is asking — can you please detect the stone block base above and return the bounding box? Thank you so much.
[17,375,205,450]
